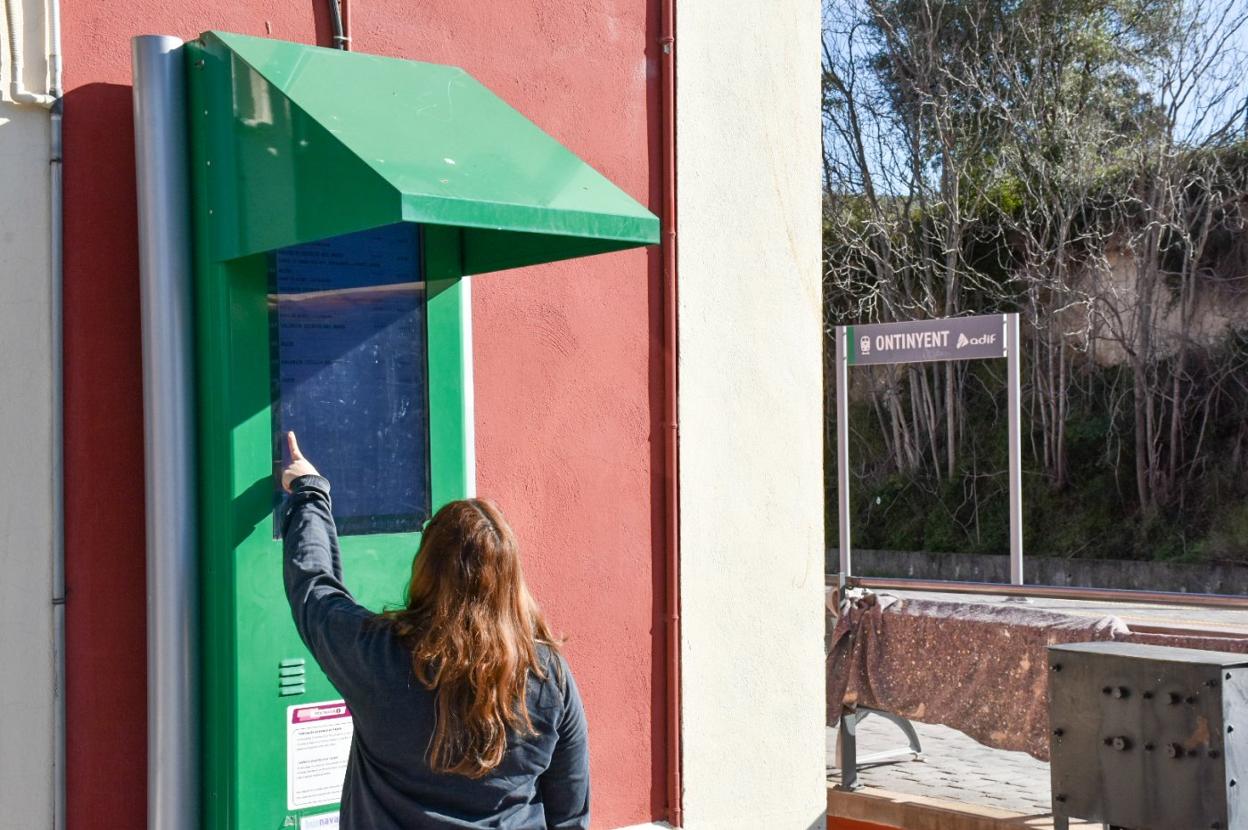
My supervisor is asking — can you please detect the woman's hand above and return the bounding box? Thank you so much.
[281,431,320,492]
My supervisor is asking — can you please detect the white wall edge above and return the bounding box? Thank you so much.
[674,0,826,827]
[461,275,477,497]
[0,1,56,826]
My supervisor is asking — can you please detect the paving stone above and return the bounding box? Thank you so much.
[828,717,1052,815]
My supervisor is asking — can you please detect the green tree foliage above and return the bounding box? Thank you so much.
[823,0,1248,563]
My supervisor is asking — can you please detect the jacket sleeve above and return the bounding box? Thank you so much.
[281,474,374,700]
[538,656,591,830]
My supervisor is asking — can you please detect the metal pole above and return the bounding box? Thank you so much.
[50,83,66,830]
[45,2,66,825]
[837,326,852,577]
[132,35,198,830]
[840,574,1248,611]
[1006,313,1023,585]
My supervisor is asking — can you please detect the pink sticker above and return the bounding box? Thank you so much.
[291,703,351,724]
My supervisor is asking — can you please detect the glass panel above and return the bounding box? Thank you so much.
[269,223,430,536]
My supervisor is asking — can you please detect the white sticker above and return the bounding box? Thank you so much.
[287,700,354,811]
[300,812,340,830]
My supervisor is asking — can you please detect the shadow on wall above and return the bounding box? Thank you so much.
[62,81,150,830]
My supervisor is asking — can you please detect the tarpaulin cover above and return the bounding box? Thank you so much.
[826,591,1248,761]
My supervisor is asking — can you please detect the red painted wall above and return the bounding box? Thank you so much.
[61,2,664,827]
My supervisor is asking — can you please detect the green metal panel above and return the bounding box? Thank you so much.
[191,30,658,272]
[188,39,474,828]
[192,250,470,830]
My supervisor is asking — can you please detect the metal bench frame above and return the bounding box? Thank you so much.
[835,707,923,790]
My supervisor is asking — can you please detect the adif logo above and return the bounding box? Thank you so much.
[859,335,871,355]
[956,332,997,349]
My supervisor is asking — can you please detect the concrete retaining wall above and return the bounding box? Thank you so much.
[831,549,1248,595]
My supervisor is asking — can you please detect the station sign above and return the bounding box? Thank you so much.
[834,311,1024,588]
[846,314,1006,366]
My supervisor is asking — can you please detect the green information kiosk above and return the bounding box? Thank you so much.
[136,31,657,829]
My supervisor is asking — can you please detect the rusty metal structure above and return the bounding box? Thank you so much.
[1048,641,1248,830]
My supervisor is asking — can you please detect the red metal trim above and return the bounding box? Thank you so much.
[659,0,682,823]
[841,575,1248,610]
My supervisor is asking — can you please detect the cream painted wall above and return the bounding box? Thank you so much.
[675,0,826,827]
[0,1,55,825]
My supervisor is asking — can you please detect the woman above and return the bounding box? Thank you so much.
[281,431,590,830]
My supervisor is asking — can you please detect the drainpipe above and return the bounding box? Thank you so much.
[659,0,682,825]
[3,0,55,105]
[49,0,65,822]
[327,0,350,49]
[131,35,198,830]
[50,74,65,830]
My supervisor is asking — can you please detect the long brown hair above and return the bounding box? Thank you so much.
[382,498,560,778]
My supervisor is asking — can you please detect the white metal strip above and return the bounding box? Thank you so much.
[460,276,476,497]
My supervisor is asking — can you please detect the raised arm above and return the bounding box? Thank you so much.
[280,432,374,698]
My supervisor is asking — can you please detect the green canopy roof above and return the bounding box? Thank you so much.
[188,31,659,273]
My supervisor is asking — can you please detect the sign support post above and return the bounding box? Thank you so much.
[835,313,1023,585]
[1006,314,1023,585]
[836,325,852,580]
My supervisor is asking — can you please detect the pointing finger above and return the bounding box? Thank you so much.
[287,431,303,461]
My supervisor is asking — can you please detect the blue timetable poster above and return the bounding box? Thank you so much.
[269,224,431,536]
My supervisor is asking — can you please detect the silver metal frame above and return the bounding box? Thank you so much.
[132,35,198,830]
[460,277,477,497]
[1005,313,1023,584]
[836,325,852,578]
[835,708,924,791]
[834,313,1024,585]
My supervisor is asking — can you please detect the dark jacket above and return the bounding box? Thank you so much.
[282,475,591,830]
